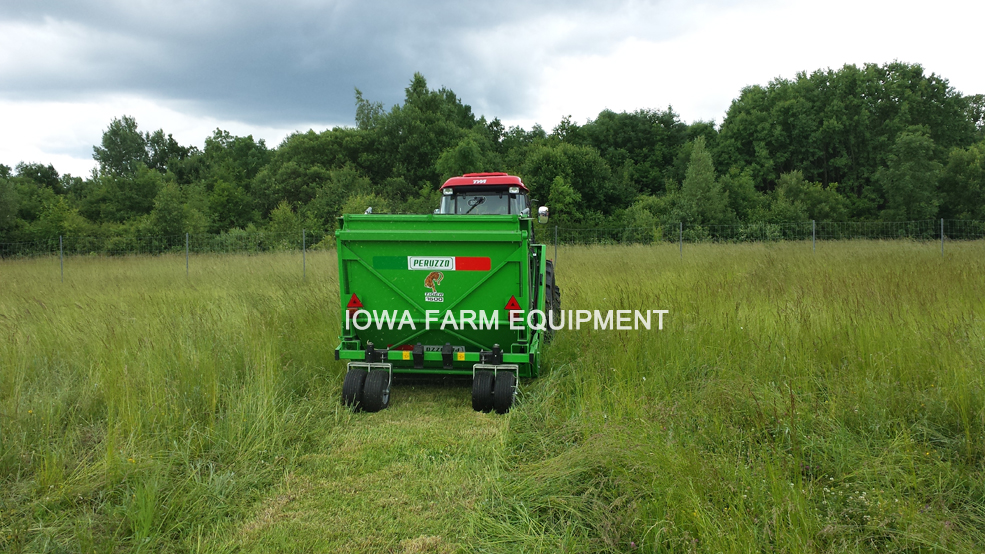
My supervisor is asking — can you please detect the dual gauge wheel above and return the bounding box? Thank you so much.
[472,370,517,414]
[341,368,390,412]
[340,368,517,414]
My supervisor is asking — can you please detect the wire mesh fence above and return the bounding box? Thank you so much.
[0,230,320,259]
[2,219,983,264]
[554,219,985,245]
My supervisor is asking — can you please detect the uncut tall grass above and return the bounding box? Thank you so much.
[0,252,341,552]
[3,241,985,552]
[478,241,985,553]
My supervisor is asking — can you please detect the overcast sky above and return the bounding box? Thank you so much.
[1,0,982,177]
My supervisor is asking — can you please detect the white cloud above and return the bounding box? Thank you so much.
[0,96,338,176]
[2,0,983,174]
[0,18,159,90]
[506,0,985,131]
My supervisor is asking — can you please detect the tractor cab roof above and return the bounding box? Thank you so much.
[439,172,529,192]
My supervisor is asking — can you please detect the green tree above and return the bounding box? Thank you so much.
[563,108,691,196]
[342,193,391,215]
[265,200,315,247]
[30,196,90,239]
[964,94,984,141]
[93,115,149,176]
[304,172,349,227]
[775,171,849,221]
[378,176,416,205]
[203,129,270,184]
[718,168,763,222]
[874,128,942,221]
[676,137,733,225]
[253,162,331,216]
[501,124,547,170]
[761,190,809,224]
[11,175,58,223]
[717,62,974,198]
[520,143,613,212]
[210,180,256,231]
[142,181,208,237]
[148,183,188,236]
[0,174,18,233]
[147,129,195,174]
[355,88,385,130]
[624,194,672,237]
[399,183,443,215]
[435,134,490,180]
[939,141,985,219]
[88,165,162,223]
[547,176,582,222]
[363,74,479,188]
[16,162,62,193]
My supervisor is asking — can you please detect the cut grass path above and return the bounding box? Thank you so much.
[230,381,505,553]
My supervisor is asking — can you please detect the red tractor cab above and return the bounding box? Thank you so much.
[437,173,534,217]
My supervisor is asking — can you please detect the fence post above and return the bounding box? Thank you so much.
[303,229,306,280]
[941,218,944,257]
[812,220,816,252]
[59,235,64,283]
[186,233,189,276]
[679,222,683,258]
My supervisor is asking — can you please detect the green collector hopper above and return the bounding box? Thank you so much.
[335,173,559,413]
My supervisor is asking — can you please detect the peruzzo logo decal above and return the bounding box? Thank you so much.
[371,256,492,271]
[409,256,454,270]
[424,271,444,302]
[406,256,491,271]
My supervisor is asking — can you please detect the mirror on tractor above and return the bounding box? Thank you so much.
[538,206,549,224]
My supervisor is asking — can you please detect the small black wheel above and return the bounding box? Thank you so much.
[472,370,495,412]
[362,370,391,413]
[493,372,517,414]
[544,260,561,344]
[341,368,367,410]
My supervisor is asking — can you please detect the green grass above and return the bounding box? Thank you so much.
[2,241,984,552]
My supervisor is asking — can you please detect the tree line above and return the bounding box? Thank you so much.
[1,61,983,246]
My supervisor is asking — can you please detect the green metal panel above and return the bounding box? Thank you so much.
[335,214,545,377]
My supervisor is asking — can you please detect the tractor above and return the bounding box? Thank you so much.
[334,172,559,413]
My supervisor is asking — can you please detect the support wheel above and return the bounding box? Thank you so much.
[493,372,517,414]
[545,260,561,343]
[341,368,367,411]
[472,370,495,412]
[361,370,391,413]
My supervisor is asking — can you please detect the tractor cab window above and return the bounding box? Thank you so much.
[439,188,529,216]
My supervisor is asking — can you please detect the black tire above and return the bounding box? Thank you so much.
[341,368,367,410]
[544,260,561,344]
[361,370,391,413]
[493,372,517,414]
[472,370,495,412]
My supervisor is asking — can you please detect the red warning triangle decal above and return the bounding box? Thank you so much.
[346,294,363,308]
[505,296,522,311]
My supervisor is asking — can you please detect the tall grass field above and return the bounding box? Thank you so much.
[1,242,983,553]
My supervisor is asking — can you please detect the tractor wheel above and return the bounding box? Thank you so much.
[544,260,561,343]
[341,368,367,411]
[361,370,391,413]
[472,370,495,412]
[493,372,517,414]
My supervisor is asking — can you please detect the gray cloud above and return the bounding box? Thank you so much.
[0,0,721,128]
